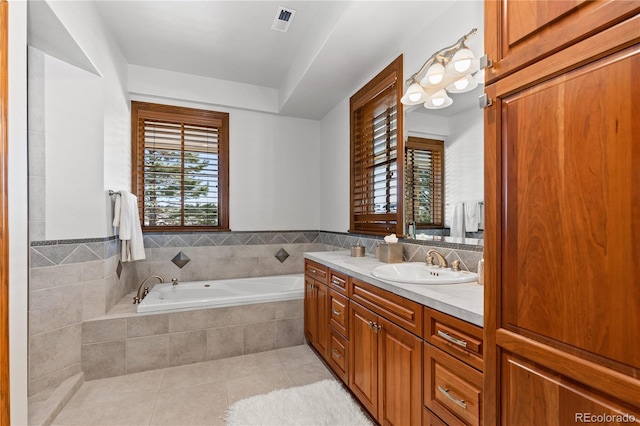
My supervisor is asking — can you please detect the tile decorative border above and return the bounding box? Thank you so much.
[318,231,484,253]
[142,231,320,249]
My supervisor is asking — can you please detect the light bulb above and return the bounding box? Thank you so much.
[409,92,422,102]
[421,62,445,87]
[428,73,443,85]
[454,58,471,73]
[432,97,445,107]
[454,78,469,90]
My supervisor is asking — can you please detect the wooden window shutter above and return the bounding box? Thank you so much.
[350,56,404,236]
[131,102,229,232]
[405,137,444,228]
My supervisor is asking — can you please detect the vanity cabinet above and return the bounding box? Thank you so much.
[484,5,640,425]
[349,300,423,426]
[304,260,329,358]
[424,307,484,426]
[484,0,639,83]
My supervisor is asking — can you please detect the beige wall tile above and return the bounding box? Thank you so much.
[126,335,169,374]
[206,326,243,360]
[82,340,126,380]
[243,321,276,354]
[28,363,82,397]
[275,318,304,349]
[168,330,207,366]
[241,302,275,324]
[30,284,83,335]
[209,306,243,328]
[30,324,82,380]
[82,278,106,321]
[168,309,214,333]
[82,260,105,281]
[82,318,126,344]
[127,313,169,338]
[31,264,84,291]
[274,299,303,319]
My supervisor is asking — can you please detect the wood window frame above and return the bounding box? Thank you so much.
[131,101,229,232]
[349,55,404,236]
[405,136,445,228]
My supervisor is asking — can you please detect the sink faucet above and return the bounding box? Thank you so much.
[133,275,164,304]
[426,249,449,269]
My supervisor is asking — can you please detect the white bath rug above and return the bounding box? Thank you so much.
[225,379,374,426]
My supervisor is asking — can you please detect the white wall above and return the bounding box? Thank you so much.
[37,0,130,239]
[44,54,105,240]
[318,0,484,232]
[445,107,484,218]
[129,68,322,231]
[9,1,29,423]
[319,99,350,233]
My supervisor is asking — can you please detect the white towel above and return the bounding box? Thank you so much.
[465,201,483,232]
[450,202,465,237]
[113,190,146,262]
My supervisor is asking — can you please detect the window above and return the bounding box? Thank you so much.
[405,137,444,228]
[131,102,229,231]
[350,56,404,236]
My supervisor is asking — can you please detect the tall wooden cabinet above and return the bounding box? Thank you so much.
[483,2,640,424]
[304,260,329,358]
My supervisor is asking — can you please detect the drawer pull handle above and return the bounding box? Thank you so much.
[331,309,341,316]
[437,330,467,348]
[331,279,342,286]
[332,349,342,359]
[437,386,467,409]
[310,269,317,274]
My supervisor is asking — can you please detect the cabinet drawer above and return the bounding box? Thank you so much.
[425,343,482,426]
[328,269,349,296]
[304,259,327,283]
[423,408,447,426]
[328,327,348,383]
[351,278,423,336]
[424,307,483,371]
[329,290,349,338]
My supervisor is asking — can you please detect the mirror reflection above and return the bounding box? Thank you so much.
[404,82,484,242]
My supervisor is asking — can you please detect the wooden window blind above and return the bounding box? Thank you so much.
[350,56,404,236]
[131,102,229,232]
[405,137,444,228]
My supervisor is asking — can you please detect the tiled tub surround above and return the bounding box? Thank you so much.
[29,237,132,397]
[81,297,304,380]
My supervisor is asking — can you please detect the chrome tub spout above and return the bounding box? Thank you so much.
[133,275,164,304]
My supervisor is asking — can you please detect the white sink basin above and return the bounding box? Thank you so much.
[371,262,477,285]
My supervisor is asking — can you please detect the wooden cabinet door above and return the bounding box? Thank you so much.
[501,352,639,425]
[349,301,379,418]
[378,316,422,426]
[483,19,640,425]
[313,281,329,358]
[484,0,639,82]
[304,275,316,343]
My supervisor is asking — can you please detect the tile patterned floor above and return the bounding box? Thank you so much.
[52,344,334,426]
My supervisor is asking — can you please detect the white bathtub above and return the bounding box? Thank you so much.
[137,273,305,313]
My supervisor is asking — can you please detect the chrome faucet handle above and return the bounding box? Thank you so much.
[451,260,461,271]
[143,287,149,295]
[133,296,140,304]
[426,255,435,266]
[171,278,179,286]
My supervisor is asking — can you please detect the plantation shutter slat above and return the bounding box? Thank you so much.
[405,137,444,228]
[350,56,403,236]
[132,102,229,231]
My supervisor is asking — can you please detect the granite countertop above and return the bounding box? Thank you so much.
[304,250,484,327]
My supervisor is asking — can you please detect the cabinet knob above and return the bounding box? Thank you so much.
[332,349,342,359]
[331,309,341,316]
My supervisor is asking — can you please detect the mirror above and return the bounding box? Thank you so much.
[404,82,484,245]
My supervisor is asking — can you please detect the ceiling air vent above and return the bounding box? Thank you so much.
[271,6,296,33]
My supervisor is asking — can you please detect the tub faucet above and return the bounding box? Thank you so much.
[133,275,164,304]
[426,249,449,269]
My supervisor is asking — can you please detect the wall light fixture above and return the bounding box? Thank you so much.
[401,28,480,110]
